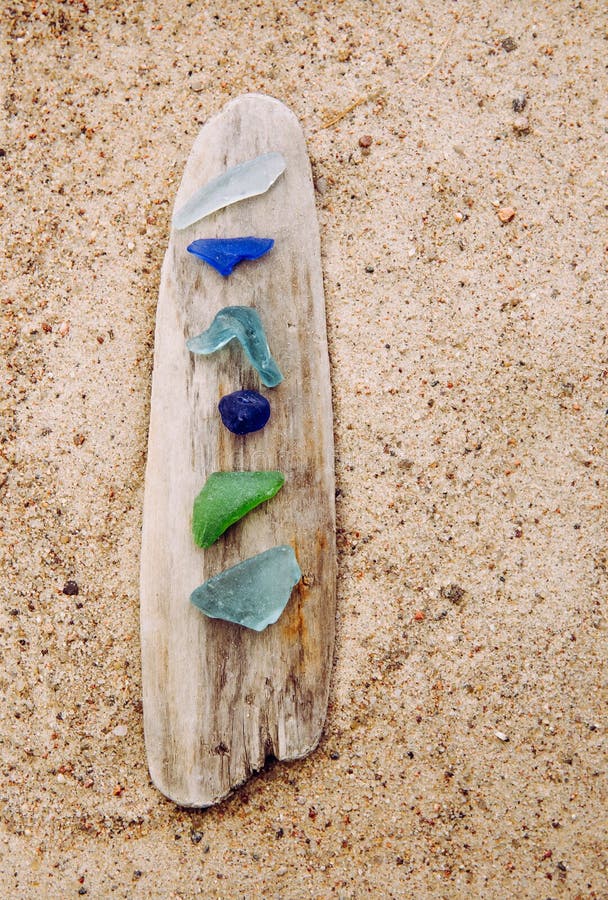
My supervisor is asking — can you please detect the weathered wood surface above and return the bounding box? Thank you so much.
[140,95,336,807]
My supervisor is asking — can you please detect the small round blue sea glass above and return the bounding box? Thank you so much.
[218,390,270,435]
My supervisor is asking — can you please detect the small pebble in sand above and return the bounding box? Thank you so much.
[512,92,527,112]
[497,206,516,223]
[73,433,85,446]
[440,583,466,604]
[113,725,128,737]
[512,116,530,135]
[359,134,373,148]
[59,321,70,337]
[62,580,79,596]
[189,74,205,92]
[495,730,510,742]
[21,323,40,339]
[501,37,517,52]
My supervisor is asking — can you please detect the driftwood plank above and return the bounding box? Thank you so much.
[140,95,336,807]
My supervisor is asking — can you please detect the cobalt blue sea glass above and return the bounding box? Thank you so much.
[187,237,274,277]
[218,390,270,435]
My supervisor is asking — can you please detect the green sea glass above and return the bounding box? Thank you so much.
[192,471,285,548]
[190,545,301,631]
[186,306,283,388]
[173,152,286,230]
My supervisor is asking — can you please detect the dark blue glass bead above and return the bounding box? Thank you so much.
[187,237,274,277]
[218,390,271,435]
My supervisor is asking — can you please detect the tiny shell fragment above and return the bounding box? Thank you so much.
[497,206,516,223]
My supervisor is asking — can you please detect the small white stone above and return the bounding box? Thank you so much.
[512,116,531,135]
[494,730,509,742]
[113,724,128,737]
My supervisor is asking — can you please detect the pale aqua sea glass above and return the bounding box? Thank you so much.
[190,545,302,631]
[173,152,286,230]
[186,306,283,387]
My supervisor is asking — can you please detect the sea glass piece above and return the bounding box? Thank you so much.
[187,237,274,277]
[186,306,283,388]
[173,152,286,230]
[192,470,285,549]
[190,545,301,631]
[218,390,270,435]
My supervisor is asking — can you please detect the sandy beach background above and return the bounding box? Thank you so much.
[1,1,606,897]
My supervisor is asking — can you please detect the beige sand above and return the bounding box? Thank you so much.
[1,1,606,897]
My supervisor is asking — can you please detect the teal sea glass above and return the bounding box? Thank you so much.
[190,545,302,631]
[192,471,285,548]
[173,152,286,230]
[186,306,283,388]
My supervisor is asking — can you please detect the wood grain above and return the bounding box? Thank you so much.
[140,95,336,807]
